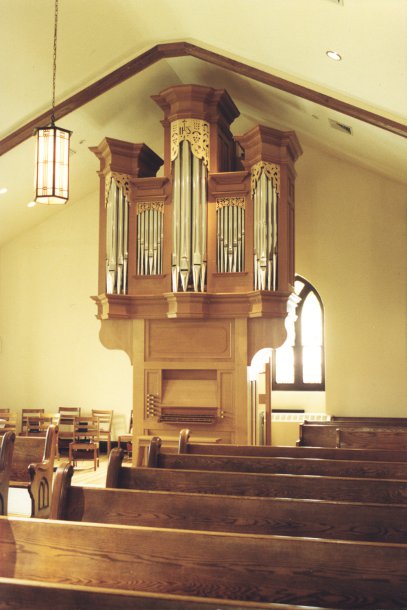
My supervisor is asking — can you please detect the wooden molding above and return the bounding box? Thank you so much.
[92,290,292,321]
[1,41,406,157]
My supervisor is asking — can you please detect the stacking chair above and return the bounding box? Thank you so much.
[91,409,113,454]
[20,408,45,435]
[118,410,133,458]
[58,407,81,454]
[69,416,100,471]
[0,411,17,435]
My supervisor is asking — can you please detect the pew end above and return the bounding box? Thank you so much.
[50,461,74,520]
[178,427,191,453]
[10,424,58,518]
[105,446,125,488]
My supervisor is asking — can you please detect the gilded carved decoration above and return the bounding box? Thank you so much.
[137,201,164,214]
[251,162,280,197]
[105,172,132,206]
[170,119,210,166]
[216,197,246,210]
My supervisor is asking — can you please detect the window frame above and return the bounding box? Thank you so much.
[272,276,325,391]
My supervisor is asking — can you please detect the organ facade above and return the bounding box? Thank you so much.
[91,84,302,446]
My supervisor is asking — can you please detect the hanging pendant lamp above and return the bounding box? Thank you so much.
[34,0,72,205]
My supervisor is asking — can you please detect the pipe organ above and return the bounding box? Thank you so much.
[91,85,302,448]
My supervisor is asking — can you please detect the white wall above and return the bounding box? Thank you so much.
[295,144,407,416]
[0,192,132,438]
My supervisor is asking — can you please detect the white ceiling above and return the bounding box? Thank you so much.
[0,0,406,246]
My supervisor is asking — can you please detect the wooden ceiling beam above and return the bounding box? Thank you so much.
[1,41,405,157]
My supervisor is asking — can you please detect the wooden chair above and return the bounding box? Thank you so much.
[118,410,133,458]
[20,409,44,435]
[91,409,113,454]
[0,411,17,435]
[21,412,59,437]
[69,416,100,471]
[58,407,81,453]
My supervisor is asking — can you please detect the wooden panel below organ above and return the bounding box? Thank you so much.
[145,319,233,361]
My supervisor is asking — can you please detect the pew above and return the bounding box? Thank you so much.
[1,515,407,608]
[338,427,407,450]
[0,578,319,610]
[178,428,407,462]
[331,416,407,424]
[149,438,407,480]
[9,424,57,518]
[0,432,15,516]
[51,461,407,543]
[107,448,407,504]
[297,423,407,449]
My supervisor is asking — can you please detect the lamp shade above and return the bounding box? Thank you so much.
[35,124,71,204]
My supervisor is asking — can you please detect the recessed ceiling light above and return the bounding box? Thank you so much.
[27,201,37,208]
[326,50,342,61]
[0,187,8,195]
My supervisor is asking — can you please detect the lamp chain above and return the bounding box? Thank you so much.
[51,0,59,124]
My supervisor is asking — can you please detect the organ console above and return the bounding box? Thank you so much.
[91,84,302,446]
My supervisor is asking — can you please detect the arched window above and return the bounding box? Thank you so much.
[272,276,325,391]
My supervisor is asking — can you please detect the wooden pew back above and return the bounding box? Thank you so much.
[338,427,407,450]
[150,443,407,480]
[297,423,337,447]
[107,451,407,505]
[331,416,407,424]
[51,462,407,543]
[297,423,407,449]
[0,577,311,610]
[1,515,407,608]
[180,441,407,461]
[178,428,407,462]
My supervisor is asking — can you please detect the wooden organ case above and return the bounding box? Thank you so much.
[91,85,302,447]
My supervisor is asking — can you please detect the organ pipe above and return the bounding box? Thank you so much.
[216,198,245,273]
[252,162,279,291]
[171,132,208,292]
[105,176,129,294]
[136,201,164,277]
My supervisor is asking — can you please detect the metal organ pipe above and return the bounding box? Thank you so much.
[180,139,192,292]
[136,201,164,277]
[171,139,207,292]
[172,150,181,289]
[252,164,279,291]
[105,177,129,294]
[200,160,207,292]
[216,198,245,274]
